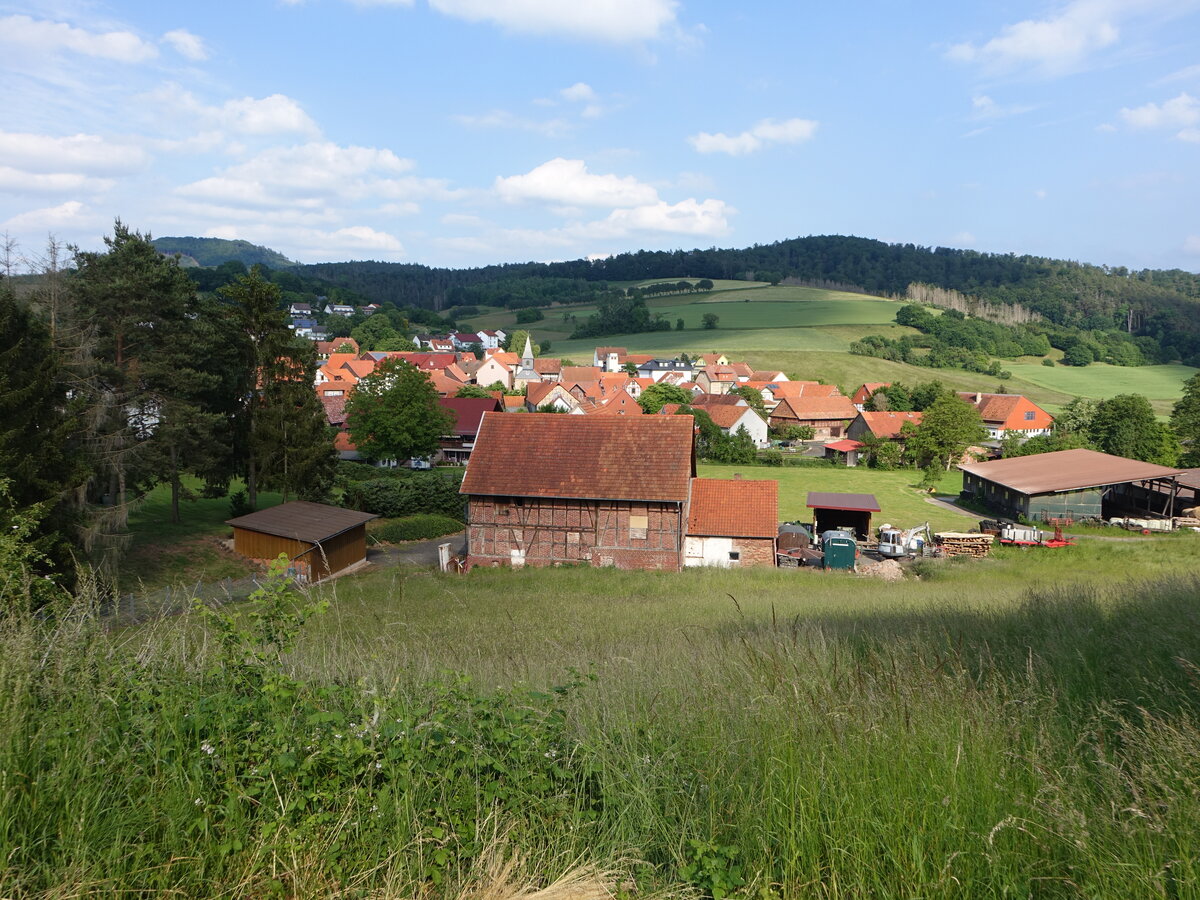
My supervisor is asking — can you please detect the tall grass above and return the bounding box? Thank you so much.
[3,541,1200,896]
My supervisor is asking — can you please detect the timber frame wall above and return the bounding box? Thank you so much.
[465,495,685,571]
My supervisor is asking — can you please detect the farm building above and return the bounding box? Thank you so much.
[769,395,857,440]
[684,477,779,567]
[956,392,1054,439]
[437,396,503,464]
[226,502,378,582]
[807,492,881,540]
[461,413,696,570]
[959,449,1184,521]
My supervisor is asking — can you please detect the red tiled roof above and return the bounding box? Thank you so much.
[858,410,922,438]
[560,365,602,382]
[772,395,856,420]
[768,382,840,399]
[687,478,778,538]
[584,390,644,416]
[533,358,562,374]
[824,439,864,452]
[316,338,359,356]
[852,382,890,404]
[748,370,786,382]
[461,413,695,501]
[320,395,347,426]
[525,382,560,407]
[439,397,503,436]
[501,395,525,410]
[689,393,746,407]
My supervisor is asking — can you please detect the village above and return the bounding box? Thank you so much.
[221,322,1200,582]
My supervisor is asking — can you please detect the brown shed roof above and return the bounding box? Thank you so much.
[806,492,881,512]
[227,501,377,544]
[687,478,778,538]
[959,448,1183,494]
[461,412,695,502]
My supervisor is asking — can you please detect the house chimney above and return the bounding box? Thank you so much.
[974,392,982,403]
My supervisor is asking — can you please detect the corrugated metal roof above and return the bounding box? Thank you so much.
[687,478,778,538]
[806,492,881,512]
[227,501,378,544]
[958,448,1182,494]
[461,412,695,501]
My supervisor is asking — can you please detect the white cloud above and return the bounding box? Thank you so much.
[560,82,597,102]
[147,85,321,137]
[202,223,405,260]
[1120,92,1200,128]
[3,200,99,232]
[1034,188,1048,199]
[946,0,1120,76]
[1179,127,1200,142]
[0,131,150,176]
[0,15,157,63]
[161,29,208,61]
[1157,63,1200,85]
[427,0,679,43]
[971,94,1035,120]
[453,109,571,137]
[0,167,114,195]
[596,198,731,237]
[176,142,437,210]
[494,158,659,208]
[688,117,818,156]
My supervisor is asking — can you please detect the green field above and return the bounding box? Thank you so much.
[461,282,1198,411]
[698,463,971,531]
[10,528,1200,896]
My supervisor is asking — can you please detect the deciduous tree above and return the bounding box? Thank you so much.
[347,360,455,464]
[905,396,986,471]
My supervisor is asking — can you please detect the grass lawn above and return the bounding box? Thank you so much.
[698,462,970,531]
[121,480,283,591]
[1005,360,1196,411]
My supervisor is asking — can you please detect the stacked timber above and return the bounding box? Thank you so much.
[935,532,994,558]
[1173,516,1200,529]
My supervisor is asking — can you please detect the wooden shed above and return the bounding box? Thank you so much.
[806,492,881,541]
[227,501,378,582]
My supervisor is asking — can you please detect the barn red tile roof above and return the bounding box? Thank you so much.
[461,413,695,501]
[687,478,778,538]
[501,395,525,410]
[320,394,348,426]
[583,390,644,416]
[689,393,747,407]
[439,397,503,436]
[824,439,864,452]
[525,382,560,407]
[533,358,563,374]
[857,410,923,438]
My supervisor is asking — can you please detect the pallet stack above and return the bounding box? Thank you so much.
[935,532,994,558]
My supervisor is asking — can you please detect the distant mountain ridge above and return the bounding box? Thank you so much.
[152,237,297,269]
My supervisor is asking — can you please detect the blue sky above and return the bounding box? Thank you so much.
[2,0,1200,271]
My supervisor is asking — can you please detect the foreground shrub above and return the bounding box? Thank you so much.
[373,514,464,543]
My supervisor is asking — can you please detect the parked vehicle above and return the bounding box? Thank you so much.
[877,522,931,559]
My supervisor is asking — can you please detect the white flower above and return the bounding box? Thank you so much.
[200,742,215,756]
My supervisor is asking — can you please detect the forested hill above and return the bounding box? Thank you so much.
[152,237,296,269]
[292,235,1200,363]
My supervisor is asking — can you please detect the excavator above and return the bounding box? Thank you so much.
[877,522,932,559]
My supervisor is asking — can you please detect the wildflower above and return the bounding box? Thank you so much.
[194,798,205,806]
[375,761,382,770]
[200,742,215,756]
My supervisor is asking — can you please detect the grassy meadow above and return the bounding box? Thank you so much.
[461,283,1198,411]
[6,514,1200,896]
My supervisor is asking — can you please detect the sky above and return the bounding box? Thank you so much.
[2,0,1200,272]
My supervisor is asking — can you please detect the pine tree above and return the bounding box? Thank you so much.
[255,339,337,502]
[0,281,83,578]
[219,268,295,510]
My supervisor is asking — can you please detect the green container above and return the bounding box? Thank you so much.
[821,529,857,570]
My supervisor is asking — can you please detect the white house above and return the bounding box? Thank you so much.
[324,303,356,317]
[593,346,627,372]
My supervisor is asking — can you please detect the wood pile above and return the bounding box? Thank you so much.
[935,532,994,558]
[1174,516,1200,529]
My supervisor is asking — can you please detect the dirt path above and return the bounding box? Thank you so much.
[367,531,467,568]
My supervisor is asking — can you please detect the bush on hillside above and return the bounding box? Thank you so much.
[372,514,464,543]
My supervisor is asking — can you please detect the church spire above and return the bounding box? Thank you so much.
[521,334,534,362]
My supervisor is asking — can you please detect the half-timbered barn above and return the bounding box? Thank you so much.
[460,413,696,570]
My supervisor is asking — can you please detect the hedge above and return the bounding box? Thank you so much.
[343,471,466,519]
[372,514,465,543]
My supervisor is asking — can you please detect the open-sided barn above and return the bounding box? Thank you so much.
[959,449,1183,521]
[461,413,696,570]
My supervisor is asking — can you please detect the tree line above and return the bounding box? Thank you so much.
[2,223,337,595]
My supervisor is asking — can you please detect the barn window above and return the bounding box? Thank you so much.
[1024,410,1035,421]
[728,551,740,561]
[629,514,648,540]
[496,501,510,516]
